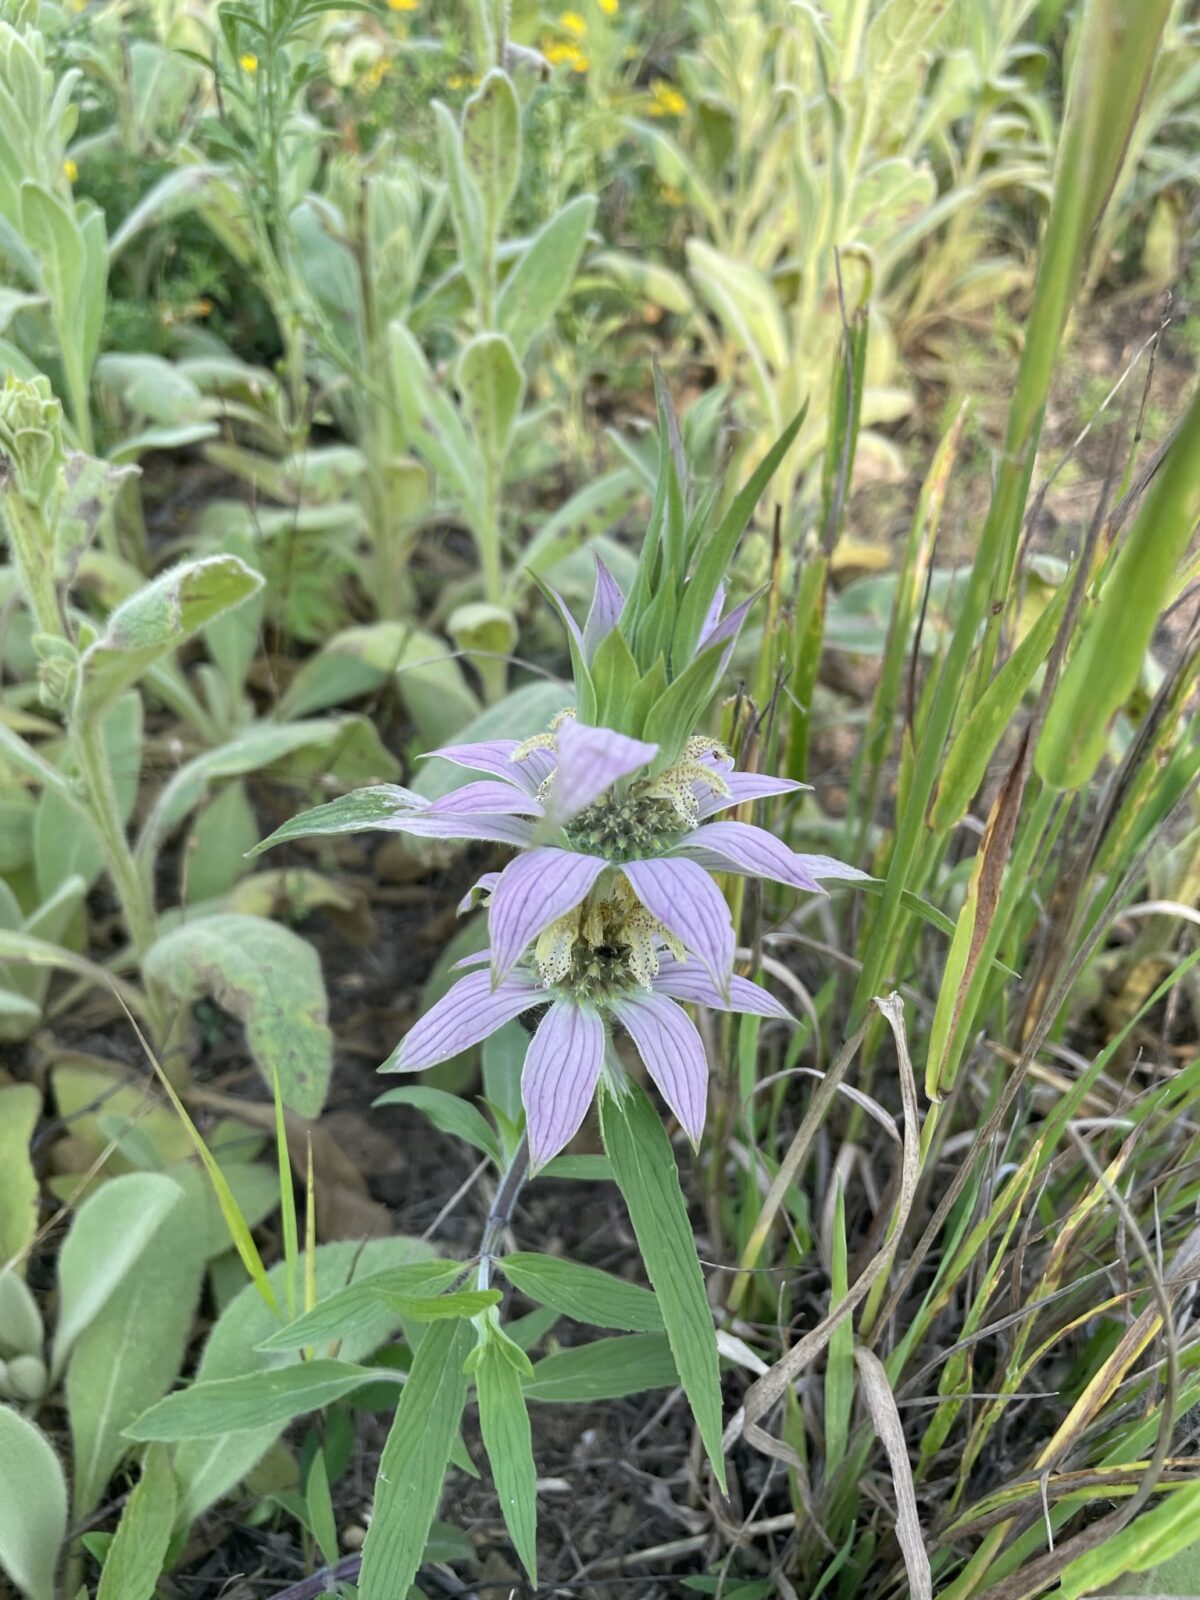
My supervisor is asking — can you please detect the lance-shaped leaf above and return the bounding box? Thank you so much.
[248,785,422,857]
[75,556,262,717]
[475,1328,538,1581]
[500,1253,663,1332]
[497,194,596,358]
[143,914,333,1117]
[127,1360,394,1440]
[1036,380,1200,791]
[600,1079,727,1491]
[357,1318,473,1600]
[434,101,484,305]
[95,1447,176,1600]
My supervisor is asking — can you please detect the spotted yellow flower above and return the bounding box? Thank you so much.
[559,9,586,34]
[598,0,618,12]
[647,78,686,117]
[62,158,78,183]
[239,52,258,71]
[544,38,588,71]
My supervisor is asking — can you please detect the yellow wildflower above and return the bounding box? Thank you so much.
[446,71,480,89]
[62,158,78,183]
[598,0,618,12]
[544,38,588,71]
[239,52,258,71]
[361,57,388,89]
[386,0,418,9]
[559,9,586,34]
[647,78,686,117]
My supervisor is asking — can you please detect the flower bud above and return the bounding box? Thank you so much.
[0,374,65,508]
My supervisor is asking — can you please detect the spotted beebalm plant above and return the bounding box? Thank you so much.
[253,558,863,1167]
[253,391,858,1554]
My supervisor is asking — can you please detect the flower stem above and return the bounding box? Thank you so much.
[477,1133,529,1291]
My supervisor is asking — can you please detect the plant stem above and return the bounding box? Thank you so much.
[477,1134,529,1291]
[73,716,158,967]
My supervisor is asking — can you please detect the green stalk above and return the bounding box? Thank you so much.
[72,717,158,968]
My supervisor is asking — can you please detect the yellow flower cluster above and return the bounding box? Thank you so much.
[544,38,589,71]
[646,78,686,116]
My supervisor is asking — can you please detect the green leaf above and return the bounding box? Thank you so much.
[388,321,479,500]
[476,1334,538,1581]
[52,1173,184,1378]
[931,573,1071,828]
[457,332,525,463]
[1060,1481,1200,1599]
[129,1360,396,1441]
[523,1333,679,1402]
[67,1183,206,1516]
[140,719,401,869]
[249,784,420,857]
[357,1318,472,1600]
[433,101,484,305]
[496,195,596,358]
[174,1238,435,1522]
[374,1086,501,1163]
[500,1253,663,1332]
[75,556,263,717]
[600,1081,726,1489]
[823,1180,853,1474]
[672,404,808,668]
[95,1447,176,1600]
[462,70,521,230]
[0,1406,67,1600]
[256,1262,460,1353]
[0,1085,40,1272]
[142,914,333,1117]
[371,1288,500,1321]
[1037,382,1200,790]
[56,452,137,585]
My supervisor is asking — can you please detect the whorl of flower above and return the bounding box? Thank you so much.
[251,386,859,1169]
[376,707,862,1167]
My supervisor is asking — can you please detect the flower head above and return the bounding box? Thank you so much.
[559,9,587,35]
[647,79,686,117]
[239,52,258,72]
[543,38,589,71]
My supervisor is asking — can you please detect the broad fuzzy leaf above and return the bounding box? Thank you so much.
[143,914,333,1117]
